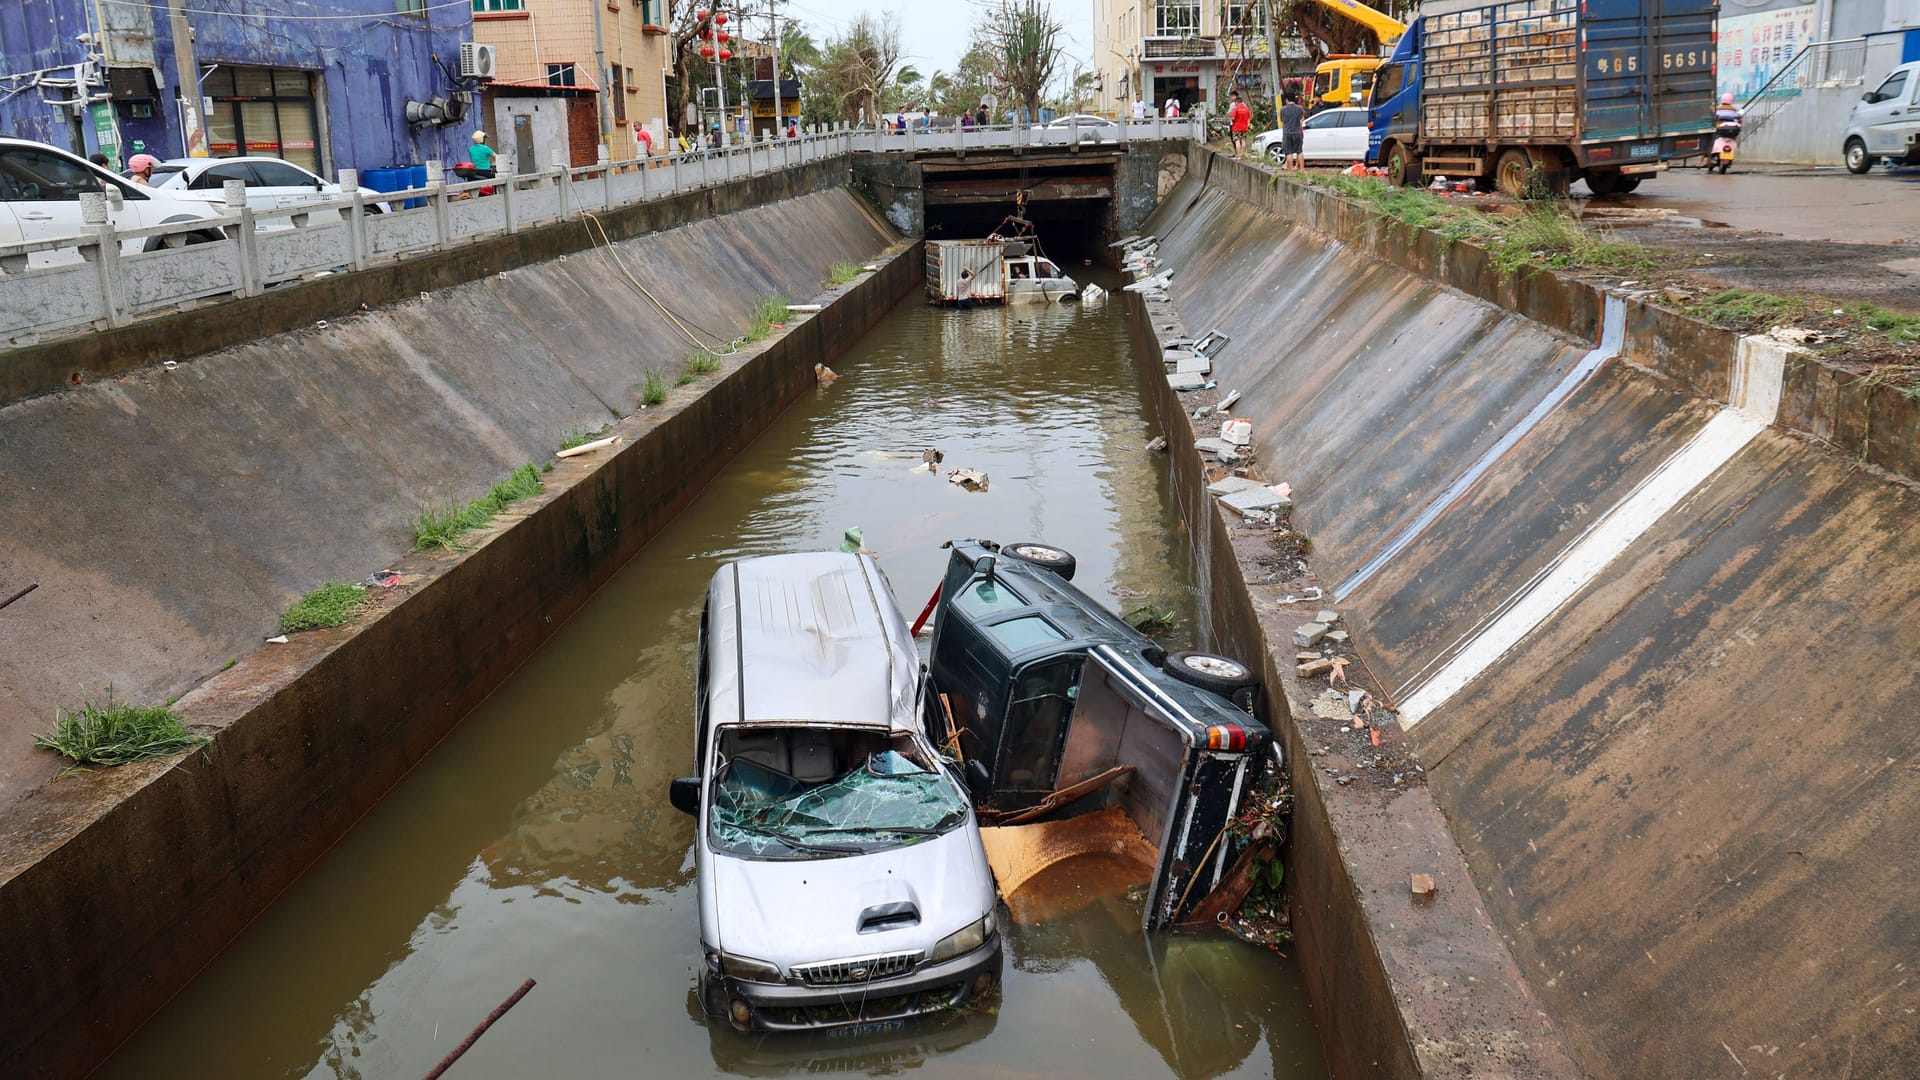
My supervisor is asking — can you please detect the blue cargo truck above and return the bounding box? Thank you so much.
[1366,0,1718,196]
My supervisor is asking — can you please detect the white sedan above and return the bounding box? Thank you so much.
[0,137,226,259]
[1250,107,1371,164]
[1045,114,1121,144]
[150,156,385,216]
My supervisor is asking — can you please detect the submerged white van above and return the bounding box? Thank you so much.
[669,552,1001,1033]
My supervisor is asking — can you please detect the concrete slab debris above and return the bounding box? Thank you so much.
[1317,609,1341,625]
[1324,629,1351,645]
[1293,622,1329,647]
[1168,371,1208,391]
[1175,357,1212,375]
[1193,437,1239,460]
[1222,487,1292,514]
[1298,658,1335,677]
[1208,475,1266,496]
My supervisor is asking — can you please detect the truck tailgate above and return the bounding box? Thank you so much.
[1581,0,1718,144]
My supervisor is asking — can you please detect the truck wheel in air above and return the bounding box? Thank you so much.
[1844,138,1872,174]
[1384,142,1416,187]
[1495,149,1534,197]
[1001,542,1077,580]
[1165,651,1259,699]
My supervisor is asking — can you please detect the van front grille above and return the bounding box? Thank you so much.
[791,950,922,986]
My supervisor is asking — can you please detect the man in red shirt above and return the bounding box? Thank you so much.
[1228,91,1252,158]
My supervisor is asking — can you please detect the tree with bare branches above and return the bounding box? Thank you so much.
[810,12,906,124]
[975,0,1063,122]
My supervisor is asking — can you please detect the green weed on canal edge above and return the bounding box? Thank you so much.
[280,581,370,633]
[1302,174,1655,280]
[640,369,669,406]
[35,688,208,772]
[826,262,862,287]
[559,424,611,451]
[746,296,790,342]
[412,463,544,551]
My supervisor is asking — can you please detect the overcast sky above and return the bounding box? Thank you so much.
[774,1,1098,82]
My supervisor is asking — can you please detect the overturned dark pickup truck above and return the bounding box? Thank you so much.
[923,539,1277,931]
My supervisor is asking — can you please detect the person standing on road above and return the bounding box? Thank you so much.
[468,131,497,179]
[1228,91,1251,157]
[1279,93,1305,170]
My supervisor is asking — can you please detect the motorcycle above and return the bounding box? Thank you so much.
[450,162,497,196]
[1708,120,1741,174]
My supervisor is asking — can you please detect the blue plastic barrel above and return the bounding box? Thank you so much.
[404,165,427,209]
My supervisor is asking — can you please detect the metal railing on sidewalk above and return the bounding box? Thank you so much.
[0,117,1197,348]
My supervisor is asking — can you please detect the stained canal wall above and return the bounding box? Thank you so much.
[1134,149,1920,1078]
[0,180,915,1078]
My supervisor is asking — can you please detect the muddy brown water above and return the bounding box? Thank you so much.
[96,277,1328,1079]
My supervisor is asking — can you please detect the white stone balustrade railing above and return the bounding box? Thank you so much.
[0,118,1198,347]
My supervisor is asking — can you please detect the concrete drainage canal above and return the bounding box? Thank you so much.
[95,274,1329,1078]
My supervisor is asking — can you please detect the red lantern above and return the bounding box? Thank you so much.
[717,32,730,43]
[714,12,728,24]
[699,44,715,58]
[695,8,709,19]
[718,48,732,61]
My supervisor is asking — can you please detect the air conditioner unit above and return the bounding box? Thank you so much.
[460,42,498,81]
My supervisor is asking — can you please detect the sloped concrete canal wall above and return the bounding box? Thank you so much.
[1139,151,1920,1077]
[0,184,911,1078]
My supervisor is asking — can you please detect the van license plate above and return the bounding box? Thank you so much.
[1628,143,1659,159]
[831,1018,907,1039]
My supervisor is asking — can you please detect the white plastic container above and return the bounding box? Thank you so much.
[1220,418,1253,447]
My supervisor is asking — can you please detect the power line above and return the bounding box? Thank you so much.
[98,0,474,22]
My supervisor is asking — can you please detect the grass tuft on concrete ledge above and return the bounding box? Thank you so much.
[281,581,370,633]
[35,690,207,771]
[412,464,544,551]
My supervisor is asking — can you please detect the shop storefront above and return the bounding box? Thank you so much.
[202,66,324,173]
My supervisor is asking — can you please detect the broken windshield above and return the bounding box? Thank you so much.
[711,744,970,859]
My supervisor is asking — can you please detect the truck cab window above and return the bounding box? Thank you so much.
[998,656,1082,791]
[1371,64,1405,105]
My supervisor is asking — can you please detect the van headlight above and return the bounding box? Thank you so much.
[930,914,994,963]
[718,951,783,983]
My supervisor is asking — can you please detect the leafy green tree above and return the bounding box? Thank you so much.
[805,12,906,124]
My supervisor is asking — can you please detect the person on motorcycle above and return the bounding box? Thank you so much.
[1715,93,1743,132]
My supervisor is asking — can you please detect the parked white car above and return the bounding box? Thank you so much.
[0,137,226,257]
[149,156,386,215]
[671,551,1001,1032]
[1046,114,1121,144]
[1843,60,1920,173]
[1250,107,1371,164]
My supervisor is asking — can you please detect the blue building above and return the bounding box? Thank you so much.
[0,0,478,177]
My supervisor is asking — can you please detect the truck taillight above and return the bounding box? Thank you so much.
[1206,723,1247,751]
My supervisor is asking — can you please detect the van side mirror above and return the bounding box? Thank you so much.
[1863,91,1879,103]
[669,776,700,815]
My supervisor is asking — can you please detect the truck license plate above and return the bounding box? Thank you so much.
[1628,143,1659,159]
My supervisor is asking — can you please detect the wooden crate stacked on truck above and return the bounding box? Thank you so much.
[1493,87,1576,140]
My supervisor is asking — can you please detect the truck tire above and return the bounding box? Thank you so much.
[1384,142,1416,187]
[1001,542,1076,580]
[1845,138,1872,174]
[1495,149,1533,197]
[1584,170,1625,196]
[1617,176,1641,193]
[1165,651,1259,697]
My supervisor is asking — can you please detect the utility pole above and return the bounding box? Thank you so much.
[769,0,782,138]
[165,0,207,156]
[591,0,612,156]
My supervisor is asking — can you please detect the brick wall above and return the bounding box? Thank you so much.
[567,98,600,166]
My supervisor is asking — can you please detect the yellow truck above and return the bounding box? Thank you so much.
[1283,0,1408,112]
